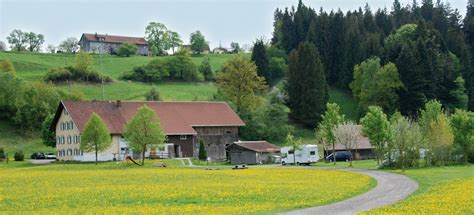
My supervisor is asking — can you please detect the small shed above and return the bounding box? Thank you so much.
[226,141,280,165]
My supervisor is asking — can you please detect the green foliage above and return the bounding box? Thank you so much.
[80,113,112,164]
[145,22,173,55]
[351,57,404,115]
[251,39,271,85]
[41,114,56,148]
[0,147,5,159]
[124,105,166,165]
[166,49,203,81]
[75,51,94,73]
[287,42,328,128]
[286,133,302,164]
[230,42,240,53]
[45,65,112,83]
[450,109,474,163]
[13,151,24,161]
[0,59,16,75]
[318,103,345,157]
[268,57,287,84]
[333,121,359,167]
[216,55,267,114]
[118,43,138,57]
[261,101,292,143]
[199,57,213,81]
[390,116,423,171]
[420,100,454,166]
[198,140,207,160]
[360,106,391,164]
[58,37,79,53]
[449,76,469,110]
[189,31,208,54]
[145,87,161,101]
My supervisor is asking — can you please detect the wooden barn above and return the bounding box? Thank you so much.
[227,141,280,165]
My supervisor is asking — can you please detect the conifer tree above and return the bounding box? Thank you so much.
[251,39,271,85]
[287,42,328,127]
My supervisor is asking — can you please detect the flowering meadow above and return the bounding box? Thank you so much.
[366,179,474,214]
[0,164,374,214]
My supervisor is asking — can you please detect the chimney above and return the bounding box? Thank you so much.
[116,100,121,108]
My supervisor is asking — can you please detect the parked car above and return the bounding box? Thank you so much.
[45,153,56,160]
[30,152,46,159]
[325,151,352,162]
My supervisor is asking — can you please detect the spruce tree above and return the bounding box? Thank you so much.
[287,42,328,127]
[198,140,207,160]
[251,39,271,85]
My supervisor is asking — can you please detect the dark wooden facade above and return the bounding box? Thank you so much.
[194,126,239,161]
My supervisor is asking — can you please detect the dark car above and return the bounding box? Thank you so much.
[325,151,352,162]
[31,152,46,159]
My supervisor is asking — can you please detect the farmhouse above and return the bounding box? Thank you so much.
[323,125,376,160]
[227,141,280,165]
[79,33,149,55]
[51,100,245,162]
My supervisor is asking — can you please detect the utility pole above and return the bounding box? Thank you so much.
[100,34,104,100]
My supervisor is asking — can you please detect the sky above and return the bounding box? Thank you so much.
[0,0,468,51]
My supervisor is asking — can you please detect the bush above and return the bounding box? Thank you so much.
[0,147,5,159]
[198,140,207,160]
[145,87,161,101]
[45,66,112,83]
[199,57,213,81]
[14,151,24,161]
[118,43,138,57]
[121,51,203,82]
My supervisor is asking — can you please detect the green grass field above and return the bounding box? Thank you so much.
[0,52,235,81]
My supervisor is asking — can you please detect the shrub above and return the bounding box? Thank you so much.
[145,87,161,101]
[118,43,138,57]
[0,147,5,159]
[45,66,112,83]
[199,57,213,81]
[198,140,207,160]
[14,151,24,161]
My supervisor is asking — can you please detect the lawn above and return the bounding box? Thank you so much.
[0,52,238,81]
[0,162,375,214]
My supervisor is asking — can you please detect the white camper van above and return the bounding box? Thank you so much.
[281,144,319,165]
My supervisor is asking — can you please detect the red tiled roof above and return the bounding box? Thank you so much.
[230,141,281,153]
[57,101,245,135]
[323,125,374,150]
[82,33,148,45]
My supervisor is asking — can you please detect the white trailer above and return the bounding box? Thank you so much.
[281,144,319,165]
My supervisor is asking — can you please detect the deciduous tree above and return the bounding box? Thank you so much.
[145,22,172,55]
[333,121,360,167]
[7,29,27,51]
[360,106,391,165]
[118,43,138,57]
[58,37,79,53]
[451,109,474,163]
[80,113,112,165]
[216,55,267,113]
[124,105,166,166]
[41,114,56,148]
[189,30,208,54]
[318,103,345,165]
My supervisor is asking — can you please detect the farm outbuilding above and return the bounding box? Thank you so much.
[323,125,376,160]
[226,141,280,165]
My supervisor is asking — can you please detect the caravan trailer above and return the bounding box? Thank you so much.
[281,144,319,165]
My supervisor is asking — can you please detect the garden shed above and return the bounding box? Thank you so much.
[226,141,280,165]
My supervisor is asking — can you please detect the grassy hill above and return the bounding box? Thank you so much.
[0,51,358,153]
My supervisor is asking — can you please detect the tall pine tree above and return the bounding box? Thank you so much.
[251,39,271,85]
[286,42,328,127]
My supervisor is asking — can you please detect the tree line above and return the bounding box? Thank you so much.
[271,0,474,117]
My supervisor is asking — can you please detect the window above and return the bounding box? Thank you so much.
[67,135,72,144]
[60,122,63,130]
[180,135,187,140]
[61,149,65,156]
[310,151,316,155]
[56,137,60,144]
[288,150,294,154]
[61,136,65,144]
[69,121,74,130]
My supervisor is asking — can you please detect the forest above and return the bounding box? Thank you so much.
[270,0,474,117]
